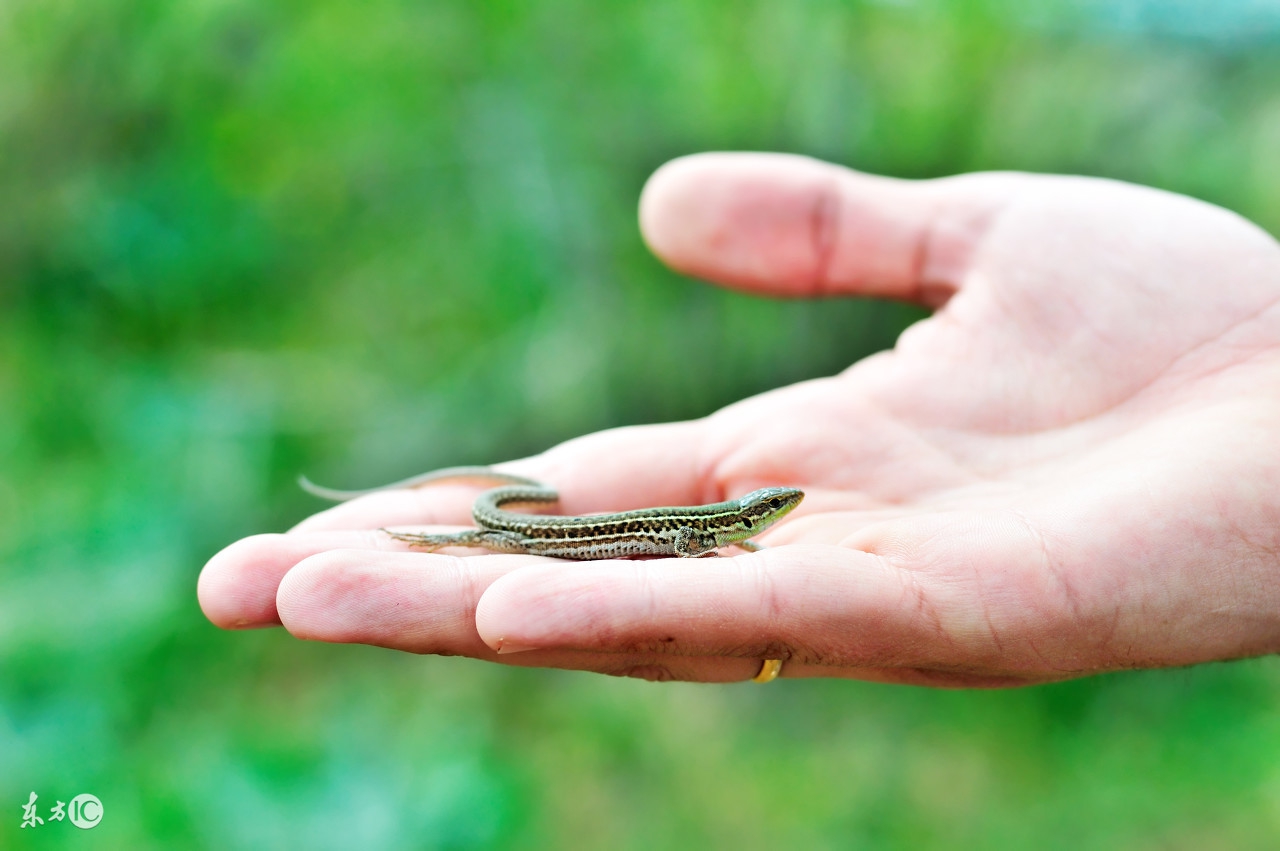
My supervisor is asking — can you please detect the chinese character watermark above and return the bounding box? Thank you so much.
[20,792,42,829]
[18,791,101,830]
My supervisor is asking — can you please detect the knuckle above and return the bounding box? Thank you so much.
[807,175,841,293]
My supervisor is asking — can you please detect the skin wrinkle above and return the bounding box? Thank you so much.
[997,509,1110,673]
[979,584,1005,658]
[908,187,960,309]
[754,639,800,663]
[910,181,1008,309]
[858,395,988,497]
[705,412,813,498]
[687,415,727,507]
[890,388,1128,502]
[1233,512,1280,576]
[393,554,480,654]
[807,172,840,295]
[906,188,933,304]
[970,224,1103,374]
[1005,508,1071,622]
[612,664,676,682]
[725,551,806,663]
[1019,633,1058,678]
[602,564,689,657]
[1089,506,1134,665]
[858,548,959,670]
[438,553,490,643]
[724,632,814,665]
[719,380,982,508]
[1196,543,1278,658]
[896,560,950,654]
[1095,590,1126,670]
[611,637,688,657]
[1156,294,1280,390]
[747,547,787,628]
[996,289,1280,443]
[893,668,1047,689]
[636,561,662,642]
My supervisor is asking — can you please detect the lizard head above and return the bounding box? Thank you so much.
[732,486,805,538]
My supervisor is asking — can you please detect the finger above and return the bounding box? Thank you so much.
[199,527,490,628]
[473,544,982,670]
[292,419,728,533]
[639,152,1026,306]
[276,550,535,653]
[199,530,404,628]
[273,548,771,682]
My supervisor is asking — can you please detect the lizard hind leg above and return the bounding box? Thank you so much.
[381,528,532,554]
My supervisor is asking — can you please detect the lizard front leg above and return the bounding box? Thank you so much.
[673,526,719,557]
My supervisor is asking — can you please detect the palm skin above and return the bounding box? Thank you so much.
[199,152,1280,686]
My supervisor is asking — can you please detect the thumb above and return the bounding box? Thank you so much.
[639,152,1020,307]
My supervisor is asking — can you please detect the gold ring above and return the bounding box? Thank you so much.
[752,658,783,683]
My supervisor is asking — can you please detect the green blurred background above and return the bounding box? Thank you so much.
[4,0,1280,847]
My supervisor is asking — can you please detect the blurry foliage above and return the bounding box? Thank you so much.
[2,0,1280,848]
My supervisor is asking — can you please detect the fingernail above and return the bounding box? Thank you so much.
[495,639,541,655]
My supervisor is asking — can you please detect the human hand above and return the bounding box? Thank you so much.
[199,152,1280,686]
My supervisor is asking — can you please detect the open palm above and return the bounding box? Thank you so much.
[200,153,1280,686]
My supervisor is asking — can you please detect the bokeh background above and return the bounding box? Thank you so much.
[4,0,1280,847]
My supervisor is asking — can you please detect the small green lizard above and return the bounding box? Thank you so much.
[301,466,803,559]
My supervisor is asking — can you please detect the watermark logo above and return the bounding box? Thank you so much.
[19,791,102,831]
[68,794,103,829]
